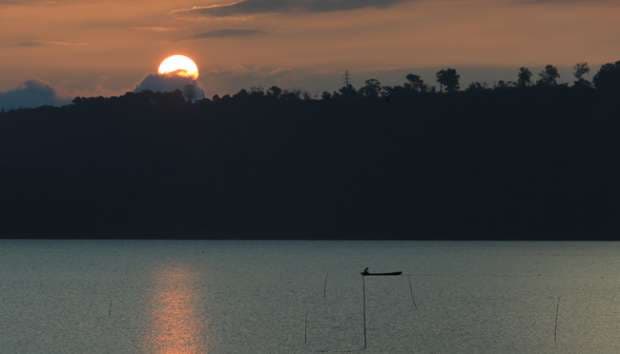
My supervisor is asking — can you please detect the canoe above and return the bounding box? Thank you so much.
[361,271,402,276]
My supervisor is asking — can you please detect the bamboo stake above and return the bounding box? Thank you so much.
[323,272,329,299]
[407,276,417,310]
[362,275,367,350]
[554,296,561,345]
[304,311,308,345]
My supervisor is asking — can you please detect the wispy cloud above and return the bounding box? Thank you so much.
[16,40,88,47]
[190,28,265,39]
[0,0,66,5]
[132,26,177,33]
[174,0,410,16]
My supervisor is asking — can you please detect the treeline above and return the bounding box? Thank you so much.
[1,61,620,239]
[194,61,617,102]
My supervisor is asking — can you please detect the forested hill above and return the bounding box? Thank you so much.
[1,62,620,239]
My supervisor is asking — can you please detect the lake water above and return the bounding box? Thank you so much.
[1,240,620,353]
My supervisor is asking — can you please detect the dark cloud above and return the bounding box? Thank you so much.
[0,80,67,111]
[177,0,409,16]
[518,0,613,2]
[191,28,265,39]
[135,74,206,99]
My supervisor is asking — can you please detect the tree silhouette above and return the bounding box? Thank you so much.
[338,85,356,97]
[593,61,620,92]
[405,74,427,93]
[573,62,591,88]
[574,63,590,81]
[359,79,382,97]
[436,68,460,93]
[537,65,560,86]
[495,80,513,89]
[517,67,533,87]
[268,86,283,98]
[466,81,487,92]
[234,89,250,100]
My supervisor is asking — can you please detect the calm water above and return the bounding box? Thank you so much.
[1,241,620,353]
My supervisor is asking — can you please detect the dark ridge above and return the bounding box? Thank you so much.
[1,61,619,240]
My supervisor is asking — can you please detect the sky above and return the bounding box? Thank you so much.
[1,0,619,104]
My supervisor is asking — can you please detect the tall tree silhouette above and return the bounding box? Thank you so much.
[573,62,591,87]
[338,84,357,97]
[405,74,427,93]
[359,79,382,98]
[268,86,283,98]
[466,82,487,92]
[495,80,513,89]
[593,61,620,92]
[537,65,560,86]
[517,67,533,87]
[436,68,460,93]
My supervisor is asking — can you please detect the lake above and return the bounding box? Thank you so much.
[1,240,620,353]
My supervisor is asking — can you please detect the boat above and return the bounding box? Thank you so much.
[360,267,402,276]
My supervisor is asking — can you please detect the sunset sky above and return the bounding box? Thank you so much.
[1,0,619,99]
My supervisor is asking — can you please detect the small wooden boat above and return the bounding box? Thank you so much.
[361,271,402,276]
[360,267,402,276]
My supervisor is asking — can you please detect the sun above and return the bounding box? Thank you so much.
[158,55,199,80]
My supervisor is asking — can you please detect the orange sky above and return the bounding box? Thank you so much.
[1,0,619,96]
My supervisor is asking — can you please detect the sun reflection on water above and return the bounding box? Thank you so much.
[146,265,207,354]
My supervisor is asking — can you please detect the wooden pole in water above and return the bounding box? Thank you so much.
[304,311,308,345]
[362,275,367,350]
[407,276,417,310]
[554,296,561,345]
[323,272,329,299]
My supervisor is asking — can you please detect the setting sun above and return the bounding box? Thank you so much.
[158,55,199,80]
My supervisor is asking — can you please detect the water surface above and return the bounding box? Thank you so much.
[1,240,620,353]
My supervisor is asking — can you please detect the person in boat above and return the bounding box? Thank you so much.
[361,267,403,276]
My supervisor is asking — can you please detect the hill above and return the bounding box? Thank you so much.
[1,62,620,239]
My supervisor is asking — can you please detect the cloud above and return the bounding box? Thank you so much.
[15,40,88,47]
[0,80,67,110]
[0,0,67,5]
[132,26,177,33]
[517,0,613,3]
[135,74,206,100]
[175,0,409,16]
[190,28,265,39]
